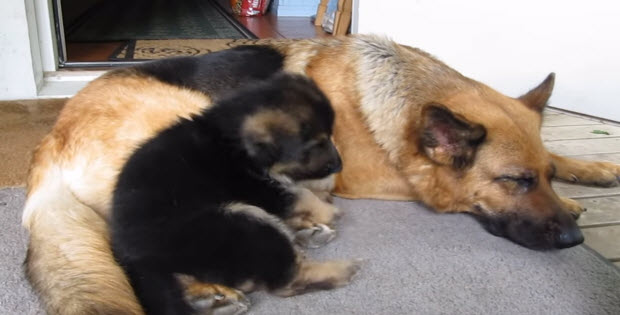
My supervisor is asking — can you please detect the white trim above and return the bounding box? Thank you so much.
[350,0,358,34]
[34,0,58,72]
[25,0,44,91]
[44,71,107,82]
[37,71,106,98]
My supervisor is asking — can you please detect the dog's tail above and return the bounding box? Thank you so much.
[22,137,143,315]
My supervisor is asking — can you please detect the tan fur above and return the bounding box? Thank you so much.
[23,35,620,313]
[285,187,340,229]
[274,260,361,297]
[24,71,212,314]
[242,109,300,143]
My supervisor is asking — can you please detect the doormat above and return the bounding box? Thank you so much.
[67,0,249,41]
[110,38,283,60]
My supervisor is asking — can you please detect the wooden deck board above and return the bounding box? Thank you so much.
[545,138,620,156]
[581,225,620,260]
[553,181,620,199]
[541,111,620,262]
[576,196,620,228]
[542,114,601,127]
[564,153,620,163]
[542,124,620,141]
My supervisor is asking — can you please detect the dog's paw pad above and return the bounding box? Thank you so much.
[295,224,336,248]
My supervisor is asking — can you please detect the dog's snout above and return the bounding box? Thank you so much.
[553,213,584,248]
[555,228,584,248]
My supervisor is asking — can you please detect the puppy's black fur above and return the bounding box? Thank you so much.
[110,73,341,315]
[134,45,285,99]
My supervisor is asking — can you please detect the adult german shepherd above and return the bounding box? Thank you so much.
[23,35,620,314]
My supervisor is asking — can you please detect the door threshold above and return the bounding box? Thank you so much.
[37,70,106,98]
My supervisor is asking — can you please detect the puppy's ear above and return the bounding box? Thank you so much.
[518,72,555,112]
[420,104,486,169]
[243,134,279,166]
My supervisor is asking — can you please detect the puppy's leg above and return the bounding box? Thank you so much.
[189,204,357,302]
[551,153,620,187]
[297,174,337,203]
[273,259,362,297]
[177,275,250,315]
[124,266,194,315]
[287,187,340,248]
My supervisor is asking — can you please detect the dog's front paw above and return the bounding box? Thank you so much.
[561,197,586,219]
[558,161,620,187]
[295,224,337,248]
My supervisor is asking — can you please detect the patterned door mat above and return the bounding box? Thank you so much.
[67,0,248,41]
[110,38,283,60]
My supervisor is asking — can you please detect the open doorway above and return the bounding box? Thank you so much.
[54,0,328,68]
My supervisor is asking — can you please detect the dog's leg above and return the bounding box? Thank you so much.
[273,259,361,297]
[286,187,340,248]
[551,153,620,187]
[560,197,587,219]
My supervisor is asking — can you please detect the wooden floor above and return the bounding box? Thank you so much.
[542,109,620,267]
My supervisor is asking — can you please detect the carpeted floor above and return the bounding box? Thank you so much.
[2,188,619,314]
[67,0,247,42]
[0,99,67,187]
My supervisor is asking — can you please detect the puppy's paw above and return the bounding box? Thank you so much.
[274,259,363,297]
[179,277,250,315]
[313,190,334,203]
[295,224,337,248]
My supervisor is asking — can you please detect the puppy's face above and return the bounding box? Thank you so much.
[241,75,342,181]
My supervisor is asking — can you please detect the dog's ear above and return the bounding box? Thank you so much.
[518,73,555,112]
[420,104,486,169]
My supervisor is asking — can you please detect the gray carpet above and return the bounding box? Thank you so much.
[2,187,619,315]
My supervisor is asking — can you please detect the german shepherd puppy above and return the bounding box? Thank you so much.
[110,73,357,315]
[23,35,620,314]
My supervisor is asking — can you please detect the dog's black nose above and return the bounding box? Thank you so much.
[555,227,584,248]
[554,212,584,249]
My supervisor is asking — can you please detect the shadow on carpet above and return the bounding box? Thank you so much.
[2,188,619,314]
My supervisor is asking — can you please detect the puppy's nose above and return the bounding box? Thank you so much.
[327,155,342,174]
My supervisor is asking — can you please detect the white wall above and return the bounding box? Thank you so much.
[357,0,620,122]
[0,0,44,99]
